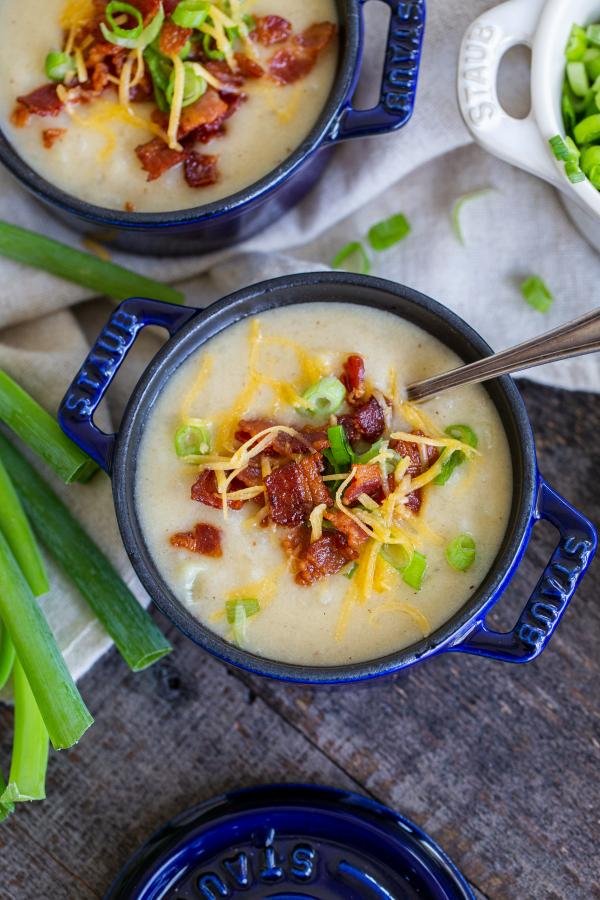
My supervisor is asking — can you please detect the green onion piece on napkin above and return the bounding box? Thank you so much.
[0,528,93,749]
[521,276,554,312]
[451,189,493,244]
[0,370,98,483]
[331,241,371,275]
[0,220,184,305]
[367,213,411,251]
[2,659,49,803]
[0,432,172,671]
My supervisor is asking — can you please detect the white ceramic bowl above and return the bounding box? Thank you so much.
[458,0,600,252]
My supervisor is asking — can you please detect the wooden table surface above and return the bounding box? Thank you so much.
[1,379,599,899]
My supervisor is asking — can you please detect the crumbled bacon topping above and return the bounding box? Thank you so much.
[135,137,188,181]
[170,522,222,556]
[340,354,366,405]
[42,128,66,148]
[191,469,245,510]
[15,84,62,118]
[338,396,386,446]
[268,21,336,84]
[251,15,292,46]
[265,455,331,526]
[283,527,357,586]
[159,21,192,56]
[184,152,219,187]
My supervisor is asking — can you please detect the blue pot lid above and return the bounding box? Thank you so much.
[105,784,474,900]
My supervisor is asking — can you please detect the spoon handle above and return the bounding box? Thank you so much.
[406,307,600,402]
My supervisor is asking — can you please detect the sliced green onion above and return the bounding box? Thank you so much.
[566,61,589,96]
[573,113,600,143]
[549,134,570,160]
[565,24,588,61]
[446,533,476,571]
[174,420,211,457]
[0,370,97,484]
[0,221,184,304]
[243,13,256,30]
[445,424,478,448]
[172,0,210,28]
[100,3,164,49]
[586,23,600,47]
[331,241,371,275]
[2,659,48,803]
[367,213,411,251]
[380,544,411,573]
[0,454,48,595]
[0,622,16,691]
[105,1,143,38]
[225,597,260,624]
[355,440,385,464]
[0,528,92,749]
[343,562,358,579]
[561,83,577,132]
[451,189,493,244]
[44,51,74,82]
[587,163,600,189]
[300,376,346,417]
[401,550,427,591]
[144,44,172,111]
[565,159,586,182]
[202,31,225,60]
[521,275,553,312]
[586,52,600,81]
[327,425,354,467]
[166,61,207,107]
[0,432,172,672]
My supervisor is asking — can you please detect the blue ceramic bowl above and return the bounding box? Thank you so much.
[0,0,425,256]
[59,273,597,683]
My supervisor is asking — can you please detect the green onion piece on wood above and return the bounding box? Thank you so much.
[0,370,98,484]
[226,597,260,624]
[300,376,346,417]
[0,220,184,305]
[0,621,16,692]
[174,420,211,457]
[331,241,371,275]
[367,213,411,251]
[2,659,49,803]
[521,275,554,312]
[446,533,476,571]
[45,51,74,81]
[0,432,172,672]
[327,425,354,467]
[0,454,49,595]
[451,189,493,244]
[402,551,427,590]
[172,0,210,28]
[0,528,93,749]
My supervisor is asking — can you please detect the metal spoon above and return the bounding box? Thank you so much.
[406,308,600,402]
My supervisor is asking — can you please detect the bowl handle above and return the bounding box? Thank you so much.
[58,298,197,474]
[328,0,425,142]
[457,0,564,189]
[447,478,597,663]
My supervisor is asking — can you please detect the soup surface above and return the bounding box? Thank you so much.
[136,303,513,666]
[0,0,338,212]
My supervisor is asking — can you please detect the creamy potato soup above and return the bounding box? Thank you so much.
[0,0,338,212]
[136,303,513,666]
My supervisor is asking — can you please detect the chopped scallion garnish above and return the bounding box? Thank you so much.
[166,62,207,107]
[174,420,212,457]
[445,424,478,448]
[343,562,358,579]
[380,544,411,573]
[172,0,210,28]
[367,213,411,251]
[451,189,493,245]
[446,533,476,571]
[433,424,477,485]
[45,51,74,82]
[327,425,354,467]
[331,241,371,275]
[300,376,346,417]
[401,551,427,591]
[226,598,260,624]
[101,1,164,49]
[520,275,553,313]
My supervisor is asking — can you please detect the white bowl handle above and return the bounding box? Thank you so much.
[457,0,564,190]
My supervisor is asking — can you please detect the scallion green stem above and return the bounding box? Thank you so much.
[0,767,15,821]
[0,433,172,671]
[2,659,48,803]
[0,454,48,595]
[0,370,98,483]
[0,221,184,305]
[0,528,93,749]
[0,621,16,691]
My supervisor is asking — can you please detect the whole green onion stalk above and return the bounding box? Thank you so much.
[2,659,49,803]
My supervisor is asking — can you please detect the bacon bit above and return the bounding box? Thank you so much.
[236,457,263,488]
[290,530,357,585]
[159,20,192,56]
[268,21,336,84]
[234,53,264,79]
[134,0,163,23]
[323,509,368,551]
[162,0,179,14]
[11,106,30,127]
[205,60,245,88]
[265,455,331,526]
[235,419,312,458]
[86,41,127,71]
[251,15,292,46]
[135,137,187,181]
[390,431,441,515]
[16,84,63,118]
[184,151,219,187]
[170,522,222,557]
[42,128,66,148]
[124,201,135,212]
[338,396,386,446]
[178,88,228,138]
[191,469,245,510]
[343,464,384,506]
[300,426,330,452]
[340,354,365,405]
[90,61,111,95]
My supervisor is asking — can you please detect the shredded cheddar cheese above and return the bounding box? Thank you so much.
[309,503,327,543]
[167,53,185,150]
